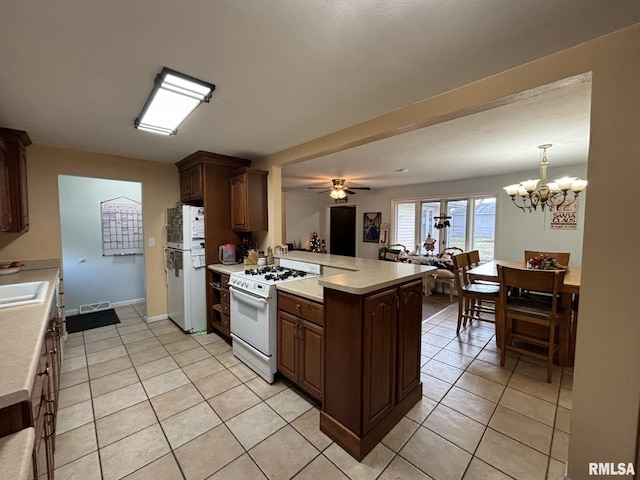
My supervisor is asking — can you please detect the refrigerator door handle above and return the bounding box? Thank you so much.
[163,246,169,274]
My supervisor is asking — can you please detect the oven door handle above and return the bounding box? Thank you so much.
[229,286,270,306]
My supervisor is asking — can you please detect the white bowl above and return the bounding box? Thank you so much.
[0,267,21,275]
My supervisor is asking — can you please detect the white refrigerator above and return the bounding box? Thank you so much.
[165,205,206,332]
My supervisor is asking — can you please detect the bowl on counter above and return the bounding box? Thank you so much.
[0,262,22,275]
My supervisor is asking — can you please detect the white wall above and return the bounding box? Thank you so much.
[285,163,587,265]
[59,175,146,312]
[283,191,330,250]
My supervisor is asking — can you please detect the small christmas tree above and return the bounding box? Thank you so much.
[309,232,322,253]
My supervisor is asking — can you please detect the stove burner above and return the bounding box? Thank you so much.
[233,264,317,286]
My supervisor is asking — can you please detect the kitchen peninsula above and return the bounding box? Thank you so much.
[210,251,434,460]
[278,252,434,460]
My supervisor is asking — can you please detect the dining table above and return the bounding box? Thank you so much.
[467,260,581,367]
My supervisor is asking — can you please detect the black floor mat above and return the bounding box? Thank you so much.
[66,309,121,333]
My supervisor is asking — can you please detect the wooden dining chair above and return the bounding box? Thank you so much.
[524,250,570,268]
[467,249,481,268]
[498,265,569,382]
[465,249,497,317]
[452,253,500,336]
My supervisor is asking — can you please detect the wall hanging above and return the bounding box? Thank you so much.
[101,196,143,256]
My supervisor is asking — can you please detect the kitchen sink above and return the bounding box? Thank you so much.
[0,281,49,309]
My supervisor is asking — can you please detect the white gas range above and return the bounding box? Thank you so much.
[228,258,321,383]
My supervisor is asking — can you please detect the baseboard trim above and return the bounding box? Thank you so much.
[111,298,145,308]
[145,313,169,323]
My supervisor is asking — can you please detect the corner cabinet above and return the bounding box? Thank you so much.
[230,168,268,232]
[320,278,423,461]
[277,292,324,402]
[0,127,31,233]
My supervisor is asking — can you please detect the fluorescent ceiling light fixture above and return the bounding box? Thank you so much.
[135,67,215,135]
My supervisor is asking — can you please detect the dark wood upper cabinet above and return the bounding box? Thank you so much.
[0,127,31,233]
[230,167,268,232]
[175,151,251,334]
[179,162,204,202]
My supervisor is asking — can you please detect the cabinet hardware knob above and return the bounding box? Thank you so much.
[39,367,50,376]
[296,303,301,309]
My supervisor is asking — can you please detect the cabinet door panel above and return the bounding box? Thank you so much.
[0,128,30,233]
[189,164,203,198]
[179,171,190,200]
[277,311,299,382]
[230,174,247,230]
[362,289,397,434]
[300,320,323,400]
[397,280,423,401]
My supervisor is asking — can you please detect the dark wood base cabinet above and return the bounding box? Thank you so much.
[277,292,324,402]
[208,271,230,338]
[0,283,62,479]
[320,279,423,461]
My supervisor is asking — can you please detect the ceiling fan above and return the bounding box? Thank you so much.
[308,178,371,199]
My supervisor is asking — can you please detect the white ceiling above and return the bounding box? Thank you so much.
[283,78,593,190]
[1,1,639,187]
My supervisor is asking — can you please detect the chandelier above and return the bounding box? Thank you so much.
[503,144,587,212]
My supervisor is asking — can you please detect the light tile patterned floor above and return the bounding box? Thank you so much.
[54,299,572,479]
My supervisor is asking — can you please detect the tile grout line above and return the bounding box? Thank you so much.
[58,302,569,479]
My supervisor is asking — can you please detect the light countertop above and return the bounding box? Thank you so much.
[0,428,35,480]
[207,263,246,275]
[208,252,434,301]
[275,251,435,296]
[0,267,60,409]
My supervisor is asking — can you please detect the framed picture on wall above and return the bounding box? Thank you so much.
[363,212,382,242]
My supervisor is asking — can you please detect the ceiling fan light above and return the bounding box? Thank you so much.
[329,189,340,199]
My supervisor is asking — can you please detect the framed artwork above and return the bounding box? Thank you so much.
[363,212,382,242]
[550,198,579,230]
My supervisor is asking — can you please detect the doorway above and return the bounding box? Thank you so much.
[58,175,146,315]
[328,205,356,256]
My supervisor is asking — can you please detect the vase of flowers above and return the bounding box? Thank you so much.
[527,254,562,270]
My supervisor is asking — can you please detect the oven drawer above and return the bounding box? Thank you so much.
[278,291,323,326]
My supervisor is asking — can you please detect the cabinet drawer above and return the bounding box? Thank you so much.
[220,288,230,304]
[221,275,230,289]
[221,314,230,334]
[278,292,323,326]
[220,303,230,316]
